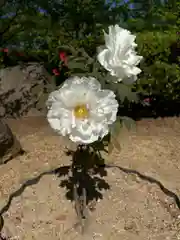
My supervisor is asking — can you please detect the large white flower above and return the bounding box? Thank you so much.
[46,76,118,144]
[97,24,143,83]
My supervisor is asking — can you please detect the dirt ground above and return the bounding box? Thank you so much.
[0,116,180,240]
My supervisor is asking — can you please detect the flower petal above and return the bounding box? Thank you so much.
[46,76,118,144]
[47,108,72,136]
[97,24,143,83]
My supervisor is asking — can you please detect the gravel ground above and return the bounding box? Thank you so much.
[0,116,180,240]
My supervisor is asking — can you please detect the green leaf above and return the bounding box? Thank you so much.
[68,61,86,70]
[108,134,121,154]
[68,56,85,62]
[104,77,139,103]
[105,74,118,84]
[108,118,122,154]
[110,116,122,136]
[108,116,136,154]
[120,116,136,131]
[116,84,139,103]
[90,134,110,154]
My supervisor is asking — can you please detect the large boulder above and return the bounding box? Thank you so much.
[0,62,56,118]
[0,119,24,164]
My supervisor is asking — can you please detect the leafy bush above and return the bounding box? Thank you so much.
[134,29,180,103]
[129,1,180,107]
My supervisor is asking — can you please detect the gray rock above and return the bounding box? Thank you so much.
[0,119,23,164]
[0,62,56,118]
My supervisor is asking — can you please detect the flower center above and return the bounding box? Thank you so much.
[73,104,89,119]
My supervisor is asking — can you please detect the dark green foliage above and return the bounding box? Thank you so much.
[0,0,180,111]
[134,30,180,100]
[132,2,180,103]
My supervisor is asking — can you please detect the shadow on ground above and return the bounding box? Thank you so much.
[55,146,110,207]
[0,148,180,237]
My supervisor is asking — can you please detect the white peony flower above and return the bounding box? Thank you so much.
[46,76,118,144]
[97,24,143,83]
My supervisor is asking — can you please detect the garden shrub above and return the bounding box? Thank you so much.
[134,29,180,104]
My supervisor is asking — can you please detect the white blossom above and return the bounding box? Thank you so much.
[46,76,118,144]
[97,24,143,83]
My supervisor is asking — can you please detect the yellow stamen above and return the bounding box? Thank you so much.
[73,104,89,119]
